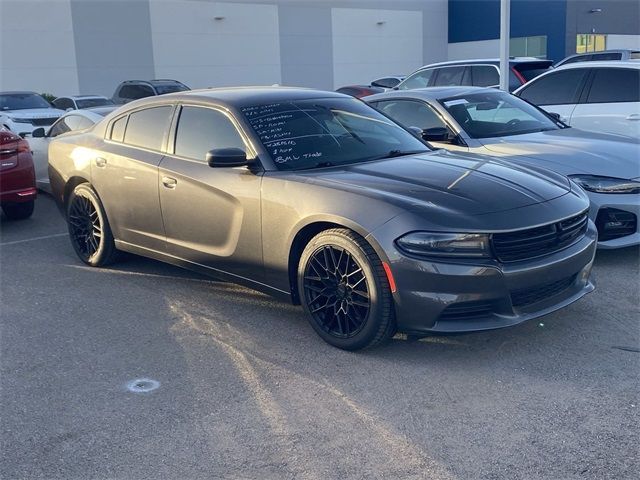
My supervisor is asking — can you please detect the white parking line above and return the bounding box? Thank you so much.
[0,232,67,246]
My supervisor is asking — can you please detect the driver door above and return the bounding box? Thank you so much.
[158,104,264,280]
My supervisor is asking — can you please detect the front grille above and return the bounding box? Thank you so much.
[30,117,57,127]
[511,274,577,308]
[595,208,637,241]
[439,301,495,321]
[492,211,588,262]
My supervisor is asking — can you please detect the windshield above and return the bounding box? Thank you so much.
[440,91,560,138]
[154,84,189,95]
[241,98,430,170]
[0,93,52,111]
[76,98,114,109]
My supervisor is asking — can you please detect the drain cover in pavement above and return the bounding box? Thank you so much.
[126,378,160,393]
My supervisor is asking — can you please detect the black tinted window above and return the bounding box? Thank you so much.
[376,100,446,130]
[518,69,588,105]
[110,116,127,142]
[434,66,470,86]
[119,84,154,100]
[471,66,499,87]
[591,53,622,61]
[174,106,245,161]
[587,68,640,103]
[53,98,75,110]
[123,106,172,150]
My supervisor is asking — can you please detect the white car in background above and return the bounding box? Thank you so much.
[52,95,114,111]
[514,61,640,138]
[0,91,65,135]
[27,106,117,191]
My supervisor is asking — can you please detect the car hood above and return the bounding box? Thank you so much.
[2,108,64,119]
[480,128,640,179]
[296,150,571,216]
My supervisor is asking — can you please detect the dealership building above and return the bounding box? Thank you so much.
[1,0,638,96]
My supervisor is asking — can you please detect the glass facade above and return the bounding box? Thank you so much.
[510,35,548,58]
[576,34,607,53]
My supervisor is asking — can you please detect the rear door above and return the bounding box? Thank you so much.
[516,68,590,123]
[158,104,264,279]
[91,105,173,252]
[570,67,640,137]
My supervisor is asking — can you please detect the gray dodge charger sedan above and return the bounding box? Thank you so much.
[48,87,596,350]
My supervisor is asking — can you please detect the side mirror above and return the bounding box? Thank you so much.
[407,126,423,138]
[422,127,450,142]
[206,148,248,168]
[548,112,561,121]
[31,127,46,138]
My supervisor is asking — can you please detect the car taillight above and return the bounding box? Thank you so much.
[510,66,527,85]
[17,138,31,153]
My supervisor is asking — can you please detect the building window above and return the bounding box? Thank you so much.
[510,36,547,58]
[576,34,606,53]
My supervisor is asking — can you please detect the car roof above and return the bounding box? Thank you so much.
[552,60,640,70]
[63,95,110,100]
[0,91,40,95]
[365,86,497,103]
[122,86,350,109]
[415,57,550,69]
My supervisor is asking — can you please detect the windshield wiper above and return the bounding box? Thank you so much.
[371,149,429,161]
[297,161,336,170]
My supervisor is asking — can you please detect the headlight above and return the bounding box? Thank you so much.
[9,117,32,124]
[396,232,491,258]
[570,175,640,194]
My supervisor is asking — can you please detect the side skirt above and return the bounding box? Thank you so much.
[114,240,293,303]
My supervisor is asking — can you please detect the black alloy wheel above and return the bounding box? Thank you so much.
[298,228,396,350]
[303,245,370,338]
[67,184,118,266]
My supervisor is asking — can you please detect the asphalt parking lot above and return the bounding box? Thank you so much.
[1,194,638,480]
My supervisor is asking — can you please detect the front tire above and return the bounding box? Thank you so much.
[298,228,396,350]
[67,184,118,266]
[2,200,34,220]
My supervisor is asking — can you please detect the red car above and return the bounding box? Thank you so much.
[0,127,36,219]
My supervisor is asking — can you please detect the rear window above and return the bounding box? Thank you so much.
[586,68,640,103]
[110,116,127,142]
[518,69,589,105]
[154,84,189,95]
[76,98,113,109]
[513,62,553,82]
[122,106,173,151]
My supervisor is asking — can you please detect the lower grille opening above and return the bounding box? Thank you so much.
[595,208,637,241]
[439,301,495,321]
[511,274,577,308]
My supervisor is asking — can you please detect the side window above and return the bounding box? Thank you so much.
[471,66,499,87]
[518,69,589,105]
[398,69,434,90]
[433,66,467,86]
[64,115,94,132]
[119,84,155,101]
[110,116,127,142]
[123,106,173,151]
[174,106,245,162]
[48,118,71,137]
[586,68,640,103]
[53,98,74,110]
[376,100,447,130]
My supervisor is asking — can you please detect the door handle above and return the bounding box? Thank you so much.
[626,114,640,121]
[95,157,107,168]
[162,176,177,189]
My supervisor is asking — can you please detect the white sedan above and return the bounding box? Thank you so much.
[27,106,117,192]
[366,87,640,249]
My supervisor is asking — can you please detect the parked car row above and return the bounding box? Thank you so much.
[0,79,190,136]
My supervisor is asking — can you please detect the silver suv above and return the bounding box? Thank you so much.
[112,79,189,104]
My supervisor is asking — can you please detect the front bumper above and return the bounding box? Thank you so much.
[382,222,597,334]
[587,192,639,249]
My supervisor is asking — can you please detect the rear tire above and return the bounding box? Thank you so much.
[2,200,34,220]
[298,228,396,350]
[67,184,118,267]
